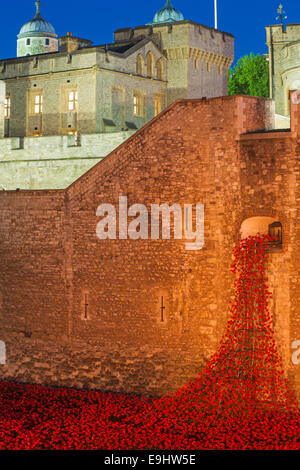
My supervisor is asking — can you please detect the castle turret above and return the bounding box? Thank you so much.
[17,1,58,57]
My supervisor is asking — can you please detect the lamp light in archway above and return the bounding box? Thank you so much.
[268,221,282,244]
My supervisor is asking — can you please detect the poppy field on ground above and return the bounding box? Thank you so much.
[0,235,299,450]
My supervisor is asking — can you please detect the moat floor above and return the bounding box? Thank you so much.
[0,380,299,450]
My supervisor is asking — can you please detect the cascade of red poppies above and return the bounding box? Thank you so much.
[144,234,299,449]
[0,234,299,450]
[188,234,297,409]
[159,235,298,410]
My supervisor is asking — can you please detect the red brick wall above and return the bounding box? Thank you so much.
[0,95,299,397]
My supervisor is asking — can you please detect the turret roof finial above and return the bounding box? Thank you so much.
[276,4,287,25]
[34,1,42,18]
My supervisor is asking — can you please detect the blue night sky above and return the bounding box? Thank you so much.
[0,0,298,62]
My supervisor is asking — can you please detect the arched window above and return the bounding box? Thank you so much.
[136,54,144,75]
[146,52,154,78]
[156,59,164,80]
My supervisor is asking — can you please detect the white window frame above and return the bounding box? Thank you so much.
[34,94,43,114]
[133,93,144,117]
[68,90,78,111]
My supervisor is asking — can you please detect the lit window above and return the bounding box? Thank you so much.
[34,94,43,114]
[154,95,166,116]
[133,93,144,117]
[68,90,78,111]
[4,96,10,118]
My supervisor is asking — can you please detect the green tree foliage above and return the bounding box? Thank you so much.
[228,53,269,98]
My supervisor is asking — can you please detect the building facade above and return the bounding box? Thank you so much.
[266,22,300,122]
[0,1,234,189]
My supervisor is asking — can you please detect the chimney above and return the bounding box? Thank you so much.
[59,34,92,52]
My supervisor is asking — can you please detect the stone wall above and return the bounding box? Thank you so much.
[0,95,299,398]
[0,131,135,189]
[17,36,59,58]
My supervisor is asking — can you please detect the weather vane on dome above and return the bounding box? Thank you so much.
[276,4,287,25]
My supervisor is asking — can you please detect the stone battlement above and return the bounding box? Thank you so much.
[266,23,300,42]
[114,20,234,43]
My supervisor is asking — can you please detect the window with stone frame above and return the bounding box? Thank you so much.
[68,90,78,111]
[154,94,166,116]
[133,92,144,117]
[136,54,144,75]
[156,58,164,80]
[146,52,154,77]
[33,94,43,114]
[4,96,10,118]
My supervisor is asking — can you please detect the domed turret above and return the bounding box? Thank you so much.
[149,0,184,25]
[17,1,58,57]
